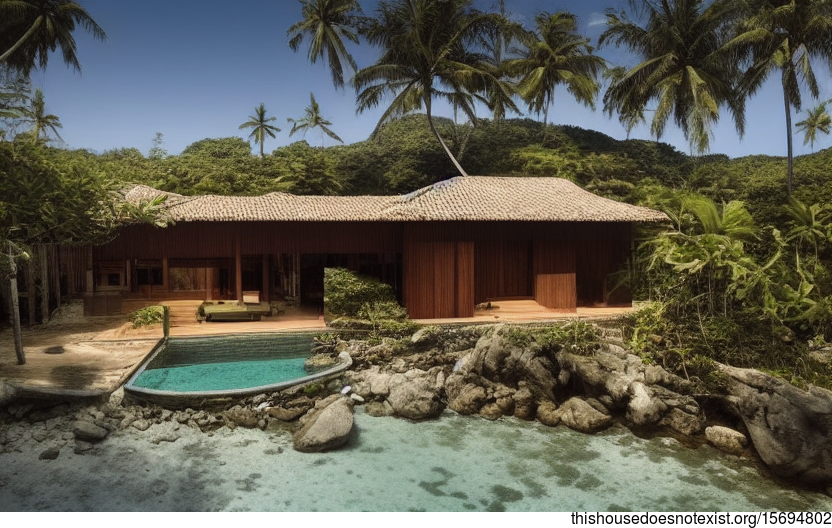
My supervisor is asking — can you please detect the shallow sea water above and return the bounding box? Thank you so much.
[1,409,830,511]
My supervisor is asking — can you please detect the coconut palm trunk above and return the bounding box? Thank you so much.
[425,96,469,177]
[0,17,43,65]
[783,82,794,196]
[7,241,25,364]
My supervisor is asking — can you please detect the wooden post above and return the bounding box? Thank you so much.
[125,259,132,294]
[27,256,35,326]
[261,254,269,303]
[53,246,61,311]
[205,267,213,300]
[235,238,243,303]
[162,257,169,294]
[40,244,49,324]
[8,241,25,364]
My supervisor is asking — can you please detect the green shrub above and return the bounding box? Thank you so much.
[324,268,400,318]
[129,305,164,328]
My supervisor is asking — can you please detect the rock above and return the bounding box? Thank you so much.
[224,406,260,428]
[366,369,392,397]
[705,426,748,455]
[553,397,612,433]
[72,420,109,442]
[411,327,435,346]
[293,397,354,452]
[350,393,364,403]
[719,364,832,485]
[661,408,704,436]
[0,380,18,407]
[448,383,487,415]
[364,401,393,417]
[131,419,151,432]
[626,382,668,426]
[32,432,47,443]
[305,353,339,370]
[266,406,307,422]
[386,369,443,420]
[479,402,504,421]
[73,440,94,455]
[150,422,181,444]
[38,446,61,460]
[536,400,561,427]
[513,385,536,420]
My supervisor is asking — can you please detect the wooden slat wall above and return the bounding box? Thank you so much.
[59,245,90,296]
[455,241,474,317]
[403,225,475,319]
[533,240,577,311]
[474,241,531,302]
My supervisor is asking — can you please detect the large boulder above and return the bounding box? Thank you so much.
[72,420,109,442]
[447,380,487,415]
[552,397,612,433]
[719,364,832,485]
[626,382,668,426]
[0,380,18,407]
[293,397,355,453]
[705,425,748,455]
[386,368,444,420]
[463,326,557,401]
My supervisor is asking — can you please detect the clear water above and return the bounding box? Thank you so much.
[131,333,322,393]
[132,357,312,392]
[2,409,829,511]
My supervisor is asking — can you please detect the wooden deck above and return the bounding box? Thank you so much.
[416,299,635,325]
[0,299,634,398]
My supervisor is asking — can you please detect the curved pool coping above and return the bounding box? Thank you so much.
[123,335,352,408]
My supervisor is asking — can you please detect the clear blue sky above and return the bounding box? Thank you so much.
[25,0,832,158]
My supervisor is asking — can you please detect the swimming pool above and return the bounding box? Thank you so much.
[124,332,351,406]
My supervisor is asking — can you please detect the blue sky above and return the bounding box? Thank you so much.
[23,0,832,158]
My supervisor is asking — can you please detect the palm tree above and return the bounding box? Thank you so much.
[507,11,605,132]
[729,0,832,194]
[21,87,61,144]
[287,92,343,147]
[479,0,523,126]
[0,0,107,75]
[354,0,512,177]
[287,0,362,90]
[599,0,745,154]
[795,102,832,151]
[238,103,281,158]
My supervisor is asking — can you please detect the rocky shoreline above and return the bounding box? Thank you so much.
[1,322,831,494]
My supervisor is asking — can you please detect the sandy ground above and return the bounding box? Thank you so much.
[0,301,161,394]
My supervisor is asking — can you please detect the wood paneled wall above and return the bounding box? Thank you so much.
[533,240,577,311]
[475,241,531,302]
[403,225,474,319]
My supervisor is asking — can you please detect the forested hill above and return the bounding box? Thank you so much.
[43,114,831,226]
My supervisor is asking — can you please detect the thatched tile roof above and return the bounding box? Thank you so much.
[124,176,669,223]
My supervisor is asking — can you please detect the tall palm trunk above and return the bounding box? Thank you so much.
[0,17,43,65]
[425,97,469,177]
[7,241,25,364]
[783,81,794,196]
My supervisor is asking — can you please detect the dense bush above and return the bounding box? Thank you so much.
[129,305,164,328]
[323,267,401,318]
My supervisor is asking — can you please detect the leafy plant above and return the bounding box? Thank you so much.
[129,305,164,328]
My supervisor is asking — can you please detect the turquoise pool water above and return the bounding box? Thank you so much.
[129,333,330,394]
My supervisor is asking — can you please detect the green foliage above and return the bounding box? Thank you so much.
[128,305,164,328]
[323,267,399,318]
[502,321,600,356]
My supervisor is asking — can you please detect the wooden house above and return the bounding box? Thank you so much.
[87,176,668,319]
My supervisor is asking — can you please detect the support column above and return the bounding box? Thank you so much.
[27,257,35,326]
[205,267,214,300]
[162,257,169,294]
[39,245,50,324]
[235,238,243,303]
[125,259,132,294]
[261,254,270,303]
